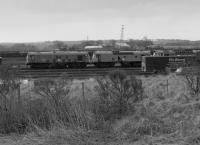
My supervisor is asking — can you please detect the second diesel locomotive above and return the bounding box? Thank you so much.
[92,51,150,67]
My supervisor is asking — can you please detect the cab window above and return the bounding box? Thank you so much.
[77,55,83,61]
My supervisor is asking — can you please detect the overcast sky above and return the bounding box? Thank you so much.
[0,0,200,42]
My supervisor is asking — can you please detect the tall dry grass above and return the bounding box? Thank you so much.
[112,73,200,144]
[0,66,97,134]
[0,68,145,134]
[1,66,200,145]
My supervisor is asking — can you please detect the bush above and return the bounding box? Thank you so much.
[0,108,30,134]
[93,70,144,121]
[33,78,96,130]
[0,65,105,134]
[185,71,200,99]
[0,65,30,134]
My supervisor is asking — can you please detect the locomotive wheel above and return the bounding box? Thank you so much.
[80,64,86,68]
[95,62,115,68]
[121,62,131,67]
[30,64,50,69]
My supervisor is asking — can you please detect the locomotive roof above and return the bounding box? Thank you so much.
[54,51,88,55]
[94,51,113,54]
[143,55,196,58]
[117,51,150,54]
[95,50,150,54]
[28,51,88,55]
[27,51,54,55]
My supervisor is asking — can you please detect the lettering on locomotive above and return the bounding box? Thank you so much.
[169,58,185,62]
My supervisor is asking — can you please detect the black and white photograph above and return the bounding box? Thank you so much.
[0,0,200,144]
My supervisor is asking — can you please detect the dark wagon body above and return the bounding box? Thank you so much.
[142,55,197,72]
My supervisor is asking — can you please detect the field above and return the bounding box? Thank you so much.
[1,71,200,145]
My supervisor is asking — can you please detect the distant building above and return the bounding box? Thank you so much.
[115,42,130,48]
[84,45,103,49]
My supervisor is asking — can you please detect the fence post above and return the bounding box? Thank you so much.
[82,82,85,100]
[18,83,21,106]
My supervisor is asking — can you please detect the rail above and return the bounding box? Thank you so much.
[11,67,153,79]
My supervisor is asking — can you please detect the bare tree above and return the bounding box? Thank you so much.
[53,41,68,51]
[33,76,93,129]
[95,70,144,120]
[0,65,28,133]
[185,67,200,98]
[0,65,21,110]
[33,76,72,123]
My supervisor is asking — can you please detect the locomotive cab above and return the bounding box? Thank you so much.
[26,51,54,68]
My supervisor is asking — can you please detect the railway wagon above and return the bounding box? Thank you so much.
[93,51,150,67]
[142,55,197,72]
[26,51,90,68]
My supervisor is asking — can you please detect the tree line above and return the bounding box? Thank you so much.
[0,39,154,52]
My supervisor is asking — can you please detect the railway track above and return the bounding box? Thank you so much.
[13,67,152,79]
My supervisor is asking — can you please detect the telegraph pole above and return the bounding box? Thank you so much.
[120,25,124,42]
[120,25,124,49]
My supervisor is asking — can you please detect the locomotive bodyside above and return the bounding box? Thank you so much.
[54,51,89,68]
[26,51,90,68]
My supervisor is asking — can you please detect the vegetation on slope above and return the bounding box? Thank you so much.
[0,66,200,144]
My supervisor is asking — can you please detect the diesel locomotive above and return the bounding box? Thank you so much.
[26,51,89,68]
[26,50,151,68]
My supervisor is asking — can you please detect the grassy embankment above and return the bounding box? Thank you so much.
[0,69,200,145]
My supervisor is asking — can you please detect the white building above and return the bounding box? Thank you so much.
[115,42,130,48]
[84,45,103,49]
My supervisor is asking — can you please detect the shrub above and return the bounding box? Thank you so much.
[0,65,30,134]
[33,77,96,130]
[185,67,200,99]
[93,70,144,121]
